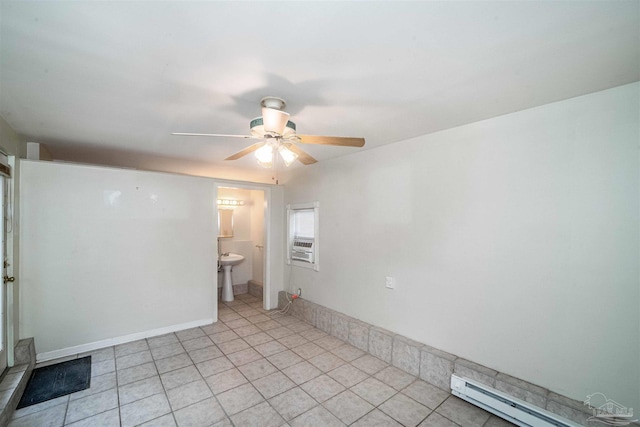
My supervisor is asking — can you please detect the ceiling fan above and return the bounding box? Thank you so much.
[172,97,365,168]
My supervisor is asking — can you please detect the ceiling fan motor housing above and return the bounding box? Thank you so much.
[250,117,296,137]
[260,96,286,111]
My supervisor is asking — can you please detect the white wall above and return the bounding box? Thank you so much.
[19,161,217,358]
[283,83,639,409]
[267,186,285,309]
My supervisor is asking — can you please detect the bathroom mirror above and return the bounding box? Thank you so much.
[218,209,233,238]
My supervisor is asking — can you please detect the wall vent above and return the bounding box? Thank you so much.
[451,375,581,427]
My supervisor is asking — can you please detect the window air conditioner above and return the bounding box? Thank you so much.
[291,237,314,263]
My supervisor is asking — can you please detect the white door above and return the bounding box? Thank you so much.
[0,173,8,372]
[0,154,14,372]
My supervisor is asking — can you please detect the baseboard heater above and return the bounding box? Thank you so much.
[451,375,581,427]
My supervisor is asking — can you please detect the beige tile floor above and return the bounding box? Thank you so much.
[9,293,515,426]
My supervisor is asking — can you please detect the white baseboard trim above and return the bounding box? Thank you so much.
[36,318,215,363]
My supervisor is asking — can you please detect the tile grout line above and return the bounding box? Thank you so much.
[114,346,122,427]
[113,345,121,427]
[196,327,238,427]
[222,297,278,426]
[145,339,166,426]
[221,307,293,424]
[152,335,181,427]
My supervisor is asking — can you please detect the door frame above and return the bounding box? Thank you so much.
[5,155,15,368]
[214,181,272,311]
[0,154,15,370]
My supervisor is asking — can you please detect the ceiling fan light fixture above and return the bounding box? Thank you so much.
[279,144,298,167]
[262,107,290,134]
[255,142,274,168]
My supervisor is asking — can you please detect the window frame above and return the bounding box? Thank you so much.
[286,201,319,271]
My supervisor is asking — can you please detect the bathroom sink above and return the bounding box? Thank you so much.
[219,253,245,266]
[220,253,245,302]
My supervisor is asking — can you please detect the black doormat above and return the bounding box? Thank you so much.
[17,356,91,409]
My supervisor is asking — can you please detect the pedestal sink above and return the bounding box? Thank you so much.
[220,253,244,302]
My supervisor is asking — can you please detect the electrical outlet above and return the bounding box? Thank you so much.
[385,276,395,289]
[296,288,302,297]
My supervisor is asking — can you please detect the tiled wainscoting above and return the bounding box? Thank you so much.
[248,280,263,300]
[278,292,597,426]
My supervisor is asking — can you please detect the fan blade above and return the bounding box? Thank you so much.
[172,132,255,139]
[295,134,365,147]
[286,144,318,165]
[225,142,265,160]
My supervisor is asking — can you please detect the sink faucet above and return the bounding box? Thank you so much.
[217,239,229,257]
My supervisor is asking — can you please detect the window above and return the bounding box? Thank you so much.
[287,202,319,271]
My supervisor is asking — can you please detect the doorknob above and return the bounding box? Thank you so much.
[3,276,14,284]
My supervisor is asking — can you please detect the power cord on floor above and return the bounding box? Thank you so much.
[279,264,299,314]
[278,292,299,314]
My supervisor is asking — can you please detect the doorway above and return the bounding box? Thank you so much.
[215,183,270,310]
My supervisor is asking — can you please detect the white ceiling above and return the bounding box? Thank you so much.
[1,1,638,182]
